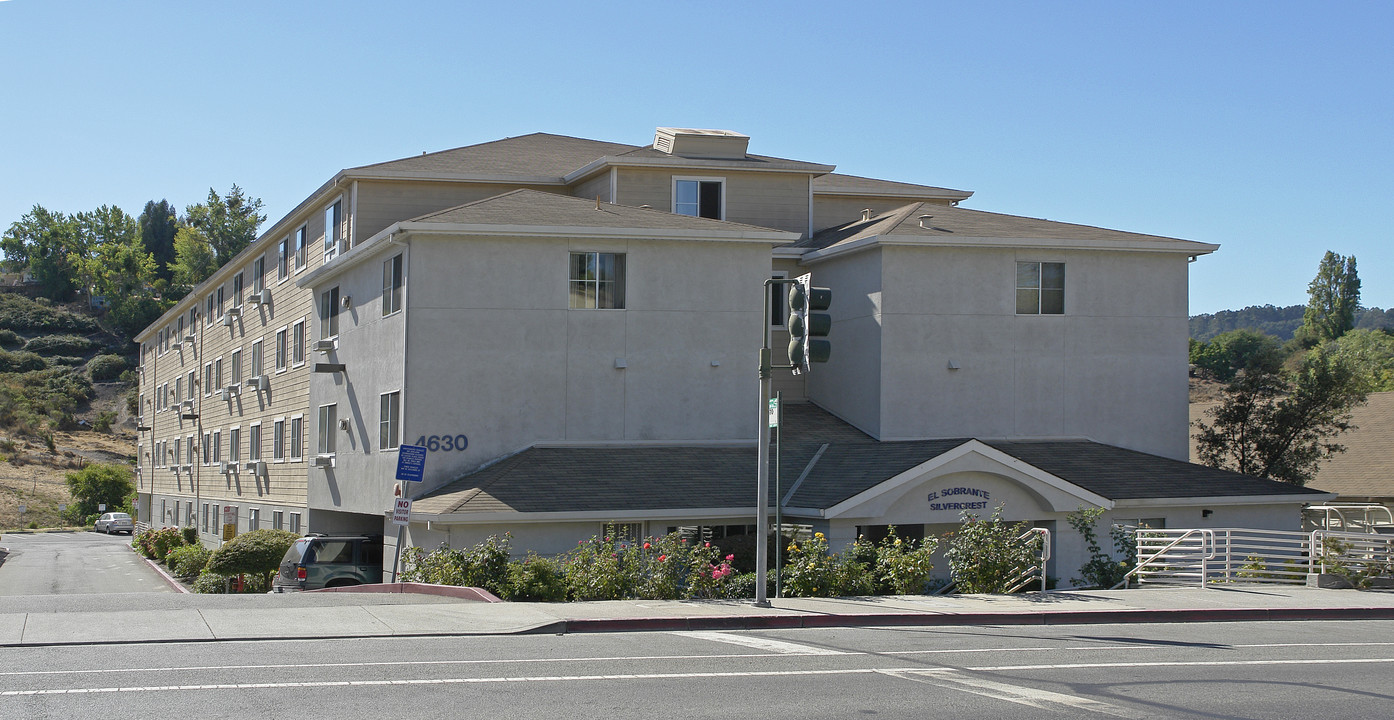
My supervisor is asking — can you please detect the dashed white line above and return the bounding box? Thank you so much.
[669,631,847,655]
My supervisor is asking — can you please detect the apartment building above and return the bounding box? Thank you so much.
[135,128,1330,580]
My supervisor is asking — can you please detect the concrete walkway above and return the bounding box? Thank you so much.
[3,583,1393,647]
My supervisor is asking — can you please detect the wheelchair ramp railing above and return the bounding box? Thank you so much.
[1117,527,1394,588]
[1312,529,1394,579]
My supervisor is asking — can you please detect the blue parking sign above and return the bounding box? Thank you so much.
[396,444,427,482]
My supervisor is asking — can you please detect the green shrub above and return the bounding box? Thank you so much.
[193,570,229,594]
[1066,506,1136,589]
[205,529,299,587]
[0,329,21,348]
[168,544,212,577]
[873,527,940,595]
[944,506,1043,593]
[138,527,186,562]
[400,534,513,596]
[49,356,85,366]
[24,334,95,356]
[181,526,199,545]
[87,354,126,381]
[0,350,47,372]
[0,295,99,334]
[504,554,567,601]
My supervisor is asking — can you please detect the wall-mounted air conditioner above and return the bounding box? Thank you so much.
[218,462,229,473]
[223,384,240,396]
[313,339,336,353]
[312,454,334,468]
[180,400,194,411]
[247,460,265,474]
[218,388,232,401]
[221,314,234,327]
[246,375,267,390]
[227,305,241,318]
[248,289,271,305]
[181,464,193,473]
[182,333,196,345]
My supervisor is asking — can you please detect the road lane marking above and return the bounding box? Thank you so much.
[670,631,847,655]
[970,657,1394,671]
[881,669,1144,718]
[1,668,893,696]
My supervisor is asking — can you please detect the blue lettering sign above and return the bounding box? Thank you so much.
[396,444,427,482]
[928,487,990,504]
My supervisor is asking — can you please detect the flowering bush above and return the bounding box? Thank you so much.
[505,553,567,601]
[167,544,211,578]
[873,526,939,595]
[944,507,1041,593]
[400,534,512,597]
[135,527,186,562]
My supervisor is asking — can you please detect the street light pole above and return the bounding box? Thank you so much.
[755,277,797,608]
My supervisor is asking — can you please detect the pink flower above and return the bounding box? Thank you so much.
[643,542,652,550]
[704,542,711,548]
[725,554,734,561]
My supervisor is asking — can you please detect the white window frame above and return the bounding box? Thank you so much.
[1015,261,1065,316]
[324,198,344,262]
[211,429,221,464]
[290,415,303,461]
[294,225,308,271]
[382,253,403,317]
[273,419,286,462]
[252,256,265,294]
[568,252,625,310]
[672,176,726,220]
[186,370,196,401]
[230,348,242,386]
[233,272,243,307]
[248,508,260,532]
[379,390,400,450]
[200,432,210,466]
[203,362,213,397]
[275,327,288,372]
[320,287,340,339]
[250,339,263,378]
[292,319,306,366]
[290,512,301,534]
[278,236,291,281]
[229,426,240,465]
[249,422,262,461]
[317,404,337,455]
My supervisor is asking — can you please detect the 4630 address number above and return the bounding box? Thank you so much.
[415,434,468,452]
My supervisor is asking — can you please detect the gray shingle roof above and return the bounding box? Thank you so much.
[797,202,1210,252]
[812,173,972,200]
[413,404,1325,518]
[405,189,795,235]
[351,133,640,179]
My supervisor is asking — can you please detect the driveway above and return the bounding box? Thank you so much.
[0,531,174,596]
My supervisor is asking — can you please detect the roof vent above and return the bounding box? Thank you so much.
[861,208,873,222]
[918,215,934,229]
[653,127,750,159]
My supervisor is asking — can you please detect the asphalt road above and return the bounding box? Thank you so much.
[0,531,172,596]
[3,619,1393,718]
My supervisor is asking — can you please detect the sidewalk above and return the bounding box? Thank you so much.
[3,584,1393,647]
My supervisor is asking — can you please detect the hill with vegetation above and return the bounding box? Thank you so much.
[1190,305,1394,343]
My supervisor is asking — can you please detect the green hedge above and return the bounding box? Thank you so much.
[25,334,95,356]
[0,295,99,334]
[87,354,127,381]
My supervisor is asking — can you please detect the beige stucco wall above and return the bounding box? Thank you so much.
[355,180,565,241]
[615,168,812,234]
[805,245,1191,459]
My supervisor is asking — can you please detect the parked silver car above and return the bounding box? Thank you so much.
[94,512,134,534]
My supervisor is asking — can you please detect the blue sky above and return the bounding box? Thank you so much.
[2,0,1390,315]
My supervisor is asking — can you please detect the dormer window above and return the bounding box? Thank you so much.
[674,177,724,220]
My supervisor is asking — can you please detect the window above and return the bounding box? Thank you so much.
[249,424,262,461]
[189,308,198,332]
[206,294,215,327]
[292,320,306,365]
[229,427,240,464]
[290,416,303,460]
[674,178,723,219]
[186,435,195,466]
[275,328,288,371]
[202,503,210,533]
[216,286,224,319]
[1016,261,1065,315]
[569,252,625,309]
[186,371,196,401]
[214,357,223,391]
[252,256,265,294]
[173,438,181,467]
[173,377,182,404]
[278,237,290,280]
[231,349,242,386]
[204,362,213,396]
[211,430,221,463]
[290,512,301,534]
[294,225,307,270]
[273,420,285,461]
[201,432,210,465]
[175,316,183,343]
[320,287,339,338]
[318,404,337,455]
[379,391,400,450]
[250,340,263,378]
[233,272,243,307]
[383,254,403,316]
[324,200,342,261]
[186,502,194,527]
[248,508,260,531]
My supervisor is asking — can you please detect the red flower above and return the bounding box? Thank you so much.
[643,542,652,549]
[704,542,711,548]
[658,554,667,562]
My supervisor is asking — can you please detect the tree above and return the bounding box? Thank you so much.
[2,205,82,301]
[139,199,180,282]
[205,529,299,588]
[65,463,136,519]
[1299,251,1361,345]
[1189,329,1283,382]
[185,185,265,264]
[1330,328,1394,392]
[73,205,140,310]
[1194,346,1368,486]
[169,226,218,289]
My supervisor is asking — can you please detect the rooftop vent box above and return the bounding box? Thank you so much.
[653,128,749,159]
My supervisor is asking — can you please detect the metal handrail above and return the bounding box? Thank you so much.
[1306,504,1394,534]
[1004,527,1051,593]
[1114,528,1213,589]
[1310,528,1394,575]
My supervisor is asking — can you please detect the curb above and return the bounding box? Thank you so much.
[309,583,502,603]
[134,547,191,594]
[555,606,1394,633]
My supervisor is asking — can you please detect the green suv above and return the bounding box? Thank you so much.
[273,534,384,592]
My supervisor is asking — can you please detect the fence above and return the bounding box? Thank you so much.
[1117,527,1394,588]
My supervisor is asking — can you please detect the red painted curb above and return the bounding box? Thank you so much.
[307,582,502,603]
[556,606,1394,633]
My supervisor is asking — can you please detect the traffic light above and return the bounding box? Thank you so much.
[787,273,831,374]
